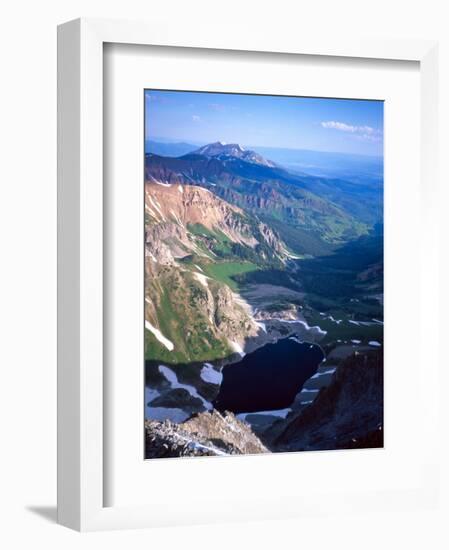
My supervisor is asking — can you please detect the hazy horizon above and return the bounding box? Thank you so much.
[145,136,383,160]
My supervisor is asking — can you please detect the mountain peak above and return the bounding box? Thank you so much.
[194,141,276,167]
[195,142,244,155]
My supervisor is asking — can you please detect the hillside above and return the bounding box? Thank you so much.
[144,182,290,364]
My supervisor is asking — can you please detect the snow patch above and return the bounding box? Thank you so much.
[310,368,336,379]
[369,340,382,347]
[238,407,291,421]
[158,365,212,410]
[229,340,245,357]
[328,315,342,324]
[268,317,326,335]
[349,319,380,327]
[145,321,174,351]
[193,272,209,288]
[145,204,160,221]
[170,209,184,227]
[284,251,302,260]
[174,433,228,456]
[148,195,166,221]
[200,363,223,385]
[154,180,172,187]
[296,319,327,336]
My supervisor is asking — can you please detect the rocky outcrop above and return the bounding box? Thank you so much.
[258,222,287,257]
[213,285,257,344]
[150,388,204,411]
[145,235,176,265]
[145,182,290,267]
[146,182,258,247]
[145,410,269,458]
[268,349,383,451]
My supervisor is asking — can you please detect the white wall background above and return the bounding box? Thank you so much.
[0,0,447,548]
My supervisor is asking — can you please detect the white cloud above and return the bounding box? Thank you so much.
[192,115,201,122]
[321,120,382,141]
[356,133,381,142]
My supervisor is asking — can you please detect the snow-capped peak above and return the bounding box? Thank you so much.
[193,141,275,167]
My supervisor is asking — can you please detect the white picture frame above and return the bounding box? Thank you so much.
[57,17,440,531]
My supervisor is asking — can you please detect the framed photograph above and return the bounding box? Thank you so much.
[143,89,384,459]
[58,18,441,531]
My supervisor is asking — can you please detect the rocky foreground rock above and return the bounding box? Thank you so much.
[269,349,383,451]
[145,410,269,459]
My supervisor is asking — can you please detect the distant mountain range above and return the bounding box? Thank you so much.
[145,139,383,185]
[145,140,199,158]
[145,141,382,255]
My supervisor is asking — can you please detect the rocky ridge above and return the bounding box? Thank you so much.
[145,410,269,458]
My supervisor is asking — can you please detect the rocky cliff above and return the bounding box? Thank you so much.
[145,181,286,255]
[267,349,383,451]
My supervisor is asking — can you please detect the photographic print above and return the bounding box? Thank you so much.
[144,90,383,459]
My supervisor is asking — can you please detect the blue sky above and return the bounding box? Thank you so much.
[145,90,384,157]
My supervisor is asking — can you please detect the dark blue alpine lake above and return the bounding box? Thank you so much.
[214,338,324,414]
